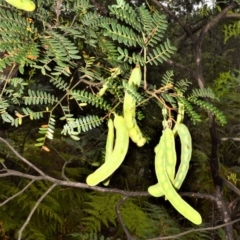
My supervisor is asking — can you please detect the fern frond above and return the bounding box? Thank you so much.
[223,20,240,43]
[49,76,69,91]
[189,98,227,125]
[98,38,119,61]
[199,4,212,17]
[146,39,176,65]
[39,31,80,75]
[70,232,121,240]
[64,0,93,13]
[3,77,27,104]
[144,202,181,237]
[108,2,142,33]
[174,79,192,94]
[70,90,111,110]
[61,115,104,137]
[0,9,37,42]
[24,90,57,105]
[161,70,175,86]
[21,107,44,120]
[146,12,168,47]
[137,5,153,34]
[83,192,155,238]
[0,9,38,71]
[188,87,217,100]
[122,81,143,102]
[178,97,202,124]
[102,23,143,47]
[82,12,117,27]
[117,48,145,65]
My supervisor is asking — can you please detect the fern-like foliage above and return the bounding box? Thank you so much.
[144,202,213,240]
[188,98,227,125]
[0,176,89,240]
[0,8,38,72]
[188,87,217,100]
[24,89,58,105]
[122,80,143,102]
[70,232,121,240]
[223,20,240,43]
[70,90,111,111]
[61,115,104,140]
[82,192,155,238]
[178,97,202,124]
[101,0,176,66]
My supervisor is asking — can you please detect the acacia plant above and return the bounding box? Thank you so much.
[0,0,231,239]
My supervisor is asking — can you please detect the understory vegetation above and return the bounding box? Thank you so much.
[1,0,240,239]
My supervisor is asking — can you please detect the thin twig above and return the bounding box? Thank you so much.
[18,183,57,240]
[0,137,46,176]
[116,196,135,240]
[0,180,35,207]
[179,192,217,202]
[220,176,240,196]
[148,218,240,240]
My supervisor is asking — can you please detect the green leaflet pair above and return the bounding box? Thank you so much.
[5,0,35,11]
[148,124,202,225]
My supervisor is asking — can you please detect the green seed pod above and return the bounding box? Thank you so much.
[128,64,142,87]
[164,128,177,183]
[128,125,146,147]
[148,134,165,197]
[173,123,192,190]
[97,84,108,97]
[5,0,36,11]
[153,130,202,225]
[123,92,136,129]
[123,65,145,147]
[148,183,164,198]
[86,114,129,186]
[102,118,114,186]
[173,102,185,136]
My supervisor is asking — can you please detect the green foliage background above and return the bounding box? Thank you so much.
[0,0,240,239]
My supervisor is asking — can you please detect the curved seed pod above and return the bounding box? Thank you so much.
[128,125,146,147]
[86,114,129,186]
[148,134,165,197]
[173,102,185,136]
[173,123,192,190]
[123,65,141,129]
[97,83,108,97]
[5,0,36,11]
[129,64,142,87]
[123,65,145,147]
[102,118,114,186]
[123,92,136,129]
[155,132,202,225]
[148,183,164,197]
[164,128,177,183]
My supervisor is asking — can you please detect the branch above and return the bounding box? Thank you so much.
[116,196,135,240]
[198,2,238,44]
[220,176,240,196]
[166,59,196,77]
[0,180,35,207]
[226,13,240,19]
[18,183,57,240]
[221,137,240,141]
[0,137,47,177]
[179,192,217,202]
[148,218,240,240]
[149,0,195,42]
